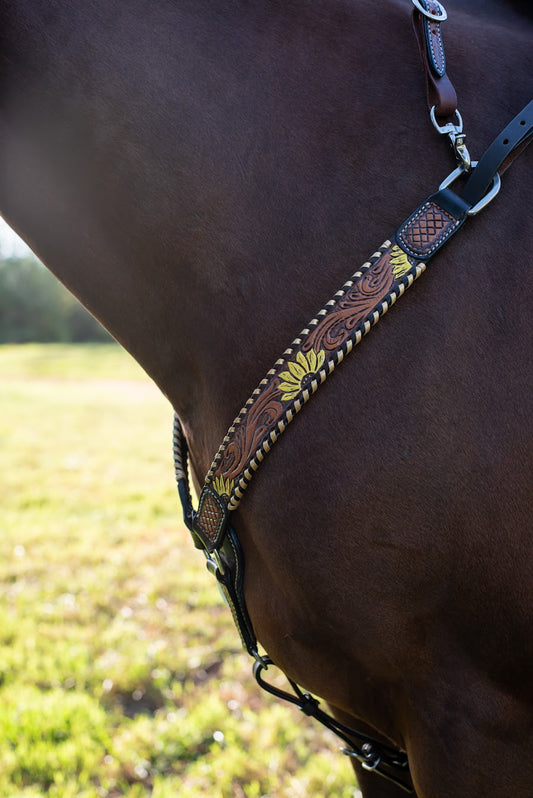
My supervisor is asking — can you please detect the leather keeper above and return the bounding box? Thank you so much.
[193,484,230,551]
[396,188,469,261]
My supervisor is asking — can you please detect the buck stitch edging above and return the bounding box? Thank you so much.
[201,242,426,512]
[425,16,446,77]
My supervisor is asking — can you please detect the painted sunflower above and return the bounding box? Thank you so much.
[212,475,234,499]
[278,349,326,402]
[389,244,413,278]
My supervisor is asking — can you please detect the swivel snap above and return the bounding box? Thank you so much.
[430,106,472,170]
[452,133,471,172]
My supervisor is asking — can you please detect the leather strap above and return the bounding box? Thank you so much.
[412,0,457,119]
[461,99,533,206]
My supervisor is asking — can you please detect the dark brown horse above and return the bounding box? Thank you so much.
[1,1,532,795]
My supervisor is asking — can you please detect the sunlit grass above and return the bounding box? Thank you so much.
[0,342,145,379]
[0,343,358,797]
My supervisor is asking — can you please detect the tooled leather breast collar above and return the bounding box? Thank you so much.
[184,97,533,559]
[173,1,533,790]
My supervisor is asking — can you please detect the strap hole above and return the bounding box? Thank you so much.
[503,138,509,145]
[520,119,526,125]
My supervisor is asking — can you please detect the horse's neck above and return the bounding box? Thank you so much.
[1,0,531,472]
[0,1,406,414]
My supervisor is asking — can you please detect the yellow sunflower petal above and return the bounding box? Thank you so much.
[288,360,306,379]
[390,245,412,278]
[213,475,234,497]
[278,370,297,385]
[305,349,317,371]
[296,350,310,371]
[279,385,300,401]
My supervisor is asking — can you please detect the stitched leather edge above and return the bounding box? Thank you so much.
[396,200,460,258]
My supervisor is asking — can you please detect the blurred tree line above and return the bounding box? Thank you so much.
[0,254,111,343]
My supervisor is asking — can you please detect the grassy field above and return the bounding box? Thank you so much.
[0,344,359,798]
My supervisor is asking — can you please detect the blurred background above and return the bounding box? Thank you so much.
[0,219,111,345]
[0,221,359,797]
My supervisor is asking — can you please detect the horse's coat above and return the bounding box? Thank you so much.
[1,2,532,795]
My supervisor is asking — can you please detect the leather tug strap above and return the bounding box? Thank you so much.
[412,0,457,119]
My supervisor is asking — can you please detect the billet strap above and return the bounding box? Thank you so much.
[462,98,533,203]
[411,0,457,119]
[190,98,533,553]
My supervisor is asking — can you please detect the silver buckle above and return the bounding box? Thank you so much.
[439,162,502,216]
[411,0,448,22]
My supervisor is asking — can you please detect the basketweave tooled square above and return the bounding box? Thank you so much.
[196,491,225,544]
[399,201,456,257]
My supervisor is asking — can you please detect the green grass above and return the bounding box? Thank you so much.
[0,343,358,797]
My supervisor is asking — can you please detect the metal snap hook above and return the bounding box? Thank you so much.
[342,743,383,771]
[430,106,463,137]
[430,107,472,171]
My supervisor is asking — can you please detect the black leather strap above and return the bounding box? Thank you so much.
[213,528,259,657]
[461,99,533,208]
